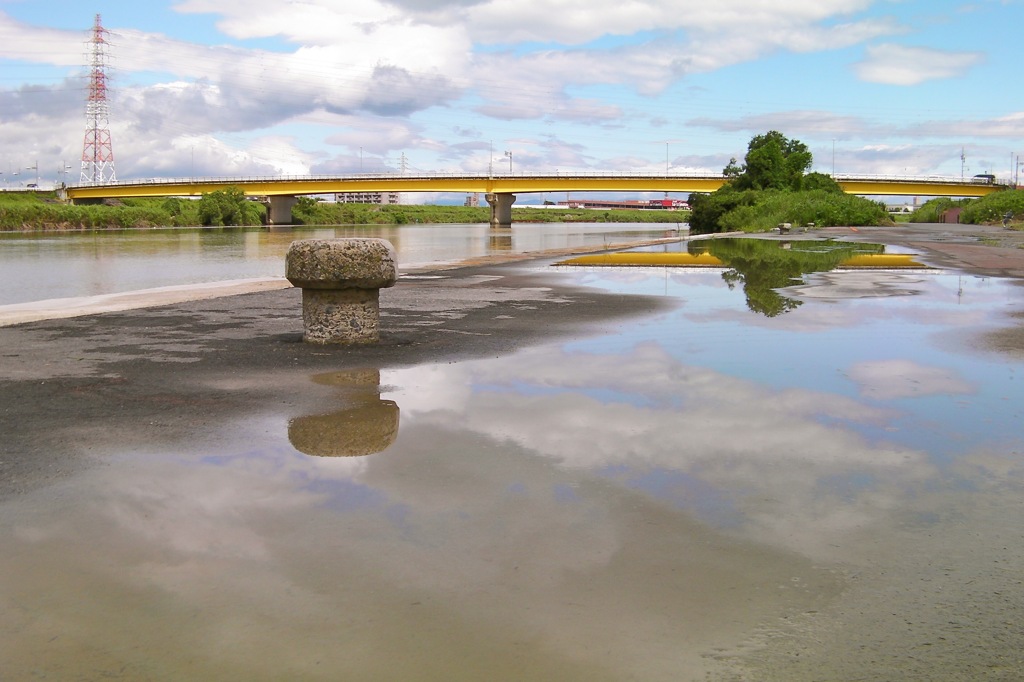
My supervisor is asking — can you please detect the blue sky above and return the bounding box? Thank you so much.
[0,0,1022,197]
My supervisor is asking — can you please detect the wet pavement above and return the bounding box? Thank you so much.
[2,225,1024,680]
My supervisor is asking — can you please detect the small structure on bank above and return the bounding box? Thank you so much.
[285,238,397,344]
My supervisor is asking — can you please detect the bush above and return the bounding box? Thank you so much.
[690,187,888,234]
[197,187,264,226]
[909,197,963,223]
[689,188,758,233]
[959,189,1024,225]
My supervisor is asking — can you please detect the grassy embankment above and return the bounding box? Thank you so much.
[910,190,1024,228]
[691,185,1024,234]
[0,190,689,231]
[690,187,892,233]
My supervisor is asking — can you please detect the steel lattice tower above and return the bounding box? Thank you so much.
[81,14,116,184]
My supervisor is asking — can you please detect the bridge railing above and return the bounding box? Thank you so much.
[832,173,1006,186]
[70,170,1008,189]
[71,170,732,188]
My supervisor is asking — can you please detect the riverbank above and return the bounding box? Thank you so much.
[0,190,689,230]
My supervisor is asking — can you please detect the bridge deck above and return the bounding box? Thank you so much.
[65,173,1005,200]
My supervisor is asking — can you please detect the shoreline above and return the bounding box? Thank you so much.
[0,235,685,327]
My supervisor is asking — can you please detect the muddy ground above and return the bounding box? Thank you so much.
[2,222,1023,680]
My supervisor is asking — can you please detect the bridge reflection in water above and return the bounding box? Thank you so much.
[557,238,932,318]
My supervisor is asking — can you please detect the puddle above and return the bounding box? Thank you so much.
[2,239,1024,679]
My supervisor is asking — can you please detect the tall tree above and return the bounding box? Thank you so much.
[724,130,812,191]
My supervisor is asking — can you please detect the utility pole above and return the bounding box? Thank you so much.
[81,14,116,184]
[504,150,513,173]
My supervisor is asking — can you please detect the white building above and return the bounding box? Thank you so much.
[335,191,401,205]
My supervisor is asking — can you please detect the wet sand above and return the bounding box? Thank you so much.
[2,224,1023,680]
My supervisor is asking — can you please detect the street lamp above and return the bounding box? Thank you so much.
[58,162,73,187]
[26,161,38,187]
[504,150,513,173]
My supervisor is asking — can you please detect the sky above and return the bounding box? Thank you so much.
[0,0,1022,200]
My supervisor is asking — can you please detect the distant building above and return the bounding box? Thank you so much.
[558,198,689,210]
[335,191,401,205]
[939,207,963,224]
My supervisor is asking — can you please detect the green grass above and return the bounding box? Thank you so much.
[0,190,691,231]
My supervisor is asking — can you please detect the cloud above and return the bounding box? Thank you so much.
[847,359,975,400]
[688,110,881,139]
[905,111,1024,139]
[386,342,937,559]
[854,43,985,85]
[0,2,1005,179]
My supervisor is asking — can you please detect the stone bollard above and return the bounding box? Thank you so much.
[285,238,397,344]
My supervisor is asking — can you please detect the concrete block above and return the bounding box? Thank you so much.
[285,238,397,344]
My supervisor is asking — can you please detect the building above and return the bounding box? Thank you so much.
[558,198,689,210]
[335,191,401,205]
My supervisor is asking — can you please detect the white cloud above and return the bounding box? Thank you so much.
[689,110,880,138]
[854,43,984,85]
[385,342,936,559]
[848,359,975,400]
[906,111,1024,138]
[0,1,1014,179]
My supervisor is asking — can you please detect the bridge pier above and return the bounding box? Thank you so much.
[485,192,516,229]
[269,195,298,225]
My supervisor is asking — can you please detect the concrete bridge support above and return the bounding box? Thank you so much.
[486,192,516,229]
[269,195,299,225]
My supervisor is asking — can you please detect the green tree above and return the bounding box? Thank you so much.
[801,172,842,193]
[726,130,813,191]
[197,187,264,226]
[723,157,744,178]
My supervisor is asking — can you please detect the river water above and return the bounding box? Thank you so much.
[1,226,1023,680]
[0,223,678,305]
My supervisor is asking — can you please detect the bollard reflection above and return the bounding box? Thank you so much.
[288,369,399,457]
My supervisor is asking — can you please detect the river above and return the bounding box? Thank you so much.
[0,222,679,306]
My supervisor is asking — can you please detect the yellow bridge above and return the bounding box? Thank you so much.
[64,173,1005,227]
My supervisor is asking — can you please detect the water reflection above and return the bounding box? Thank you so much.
[488,232,513,251]
[559,238,929,316]
[2,238,1023,679]
[0,222,672,305]
[385,344,937,560]
[288,369,399,458]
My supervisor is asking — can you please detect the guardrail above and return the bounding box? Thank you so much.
[69,170,1009,190]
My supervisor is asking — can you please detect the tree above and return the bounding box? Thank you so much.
[724,130,812,191]
[723,157,744,178]
[801,172,842,193]
[197,187,264,226]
